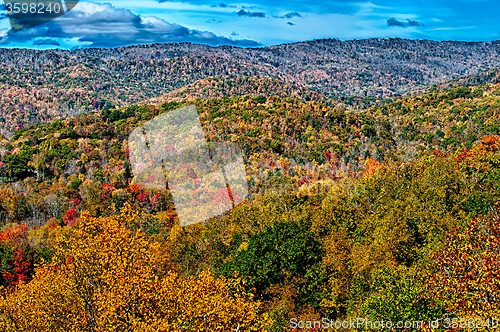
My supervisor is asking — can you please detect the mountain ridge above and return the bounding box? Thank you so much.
[2,38,500,135]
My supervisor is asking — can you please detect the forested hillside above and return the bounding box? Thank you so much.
[0,82,500,330]
[412,67,500,96]
[2,38,500,135]
[144,76,335,107]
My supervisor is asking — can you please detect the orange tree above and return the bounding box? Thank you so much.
[0,203,272,332]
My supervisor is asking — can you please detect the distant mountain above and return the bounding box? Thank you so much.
[2,38,500,134]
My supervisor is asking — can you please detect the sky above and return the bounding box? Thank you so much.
[0,0,499,49]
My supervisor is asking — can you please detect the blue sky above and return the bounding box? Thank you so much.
[0,0,499,49]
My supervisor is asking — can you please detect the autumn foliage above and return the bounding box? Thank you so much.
[429,205,500,320]
[2,84,500,331]
[0,203,272,331]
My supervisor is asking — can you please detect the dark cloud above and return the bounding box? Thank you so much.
[407,19,424,27]
[230,31,239,36]
[282,12,302,19]
[236,9,265,18]
[387,18,405,27]
[286,22,295,26]
[273,11,302,19]
[210,3,235,8]
[33,39,61,46]
[0,3,261,48]
[387,17,425,28]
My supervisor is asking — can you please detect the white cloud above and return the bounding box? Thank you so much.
[0,1,261,48]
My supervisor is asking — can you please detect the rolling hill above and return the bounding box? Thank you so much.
[143,75,336,107]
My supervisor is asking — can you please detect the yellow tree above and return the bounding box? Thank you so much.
[0,203,272,332]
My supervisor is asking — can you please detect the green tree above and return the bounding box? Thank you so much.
[221,221,324,302]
